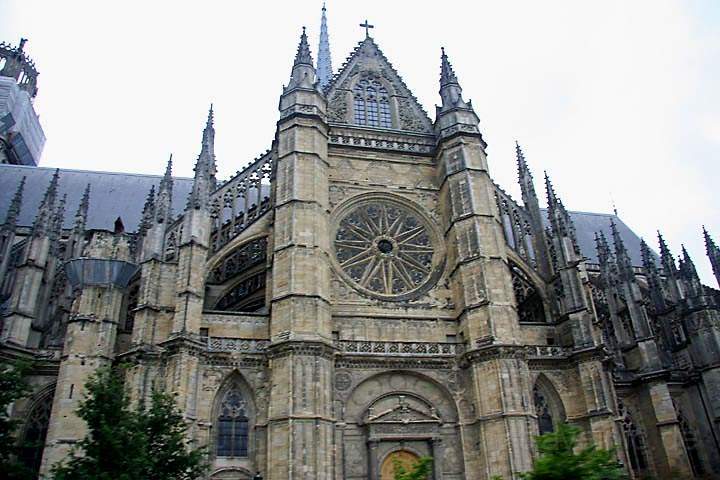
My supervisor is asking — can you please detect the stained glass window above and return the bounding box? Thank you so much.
[20,392,53,475]
[353,77,392,128]
[216,386,249,457]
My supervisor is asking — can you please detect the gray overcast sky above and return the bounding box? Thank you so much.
[3,0,719,285]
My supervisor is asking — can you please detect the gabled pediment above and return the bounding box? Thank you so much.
[367,398,441,424]
[324,37,433,134]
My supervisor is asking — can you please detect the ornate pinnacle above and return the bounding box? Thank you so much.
[657,230,677,275]
[704,226,717,254]
[704,226,720,288]
[544,171,557,208]
[33,169,60,236]
[4,176,25,227]
[516,141,536,199]
[294,27,314,67]
[440,47,459,87]
[140,185,156,235]
[160,153,173,192]
[73,183,90,232]
[679,244,699,280]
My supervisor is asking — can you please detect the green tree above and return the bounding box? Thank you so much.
[0,359,34,480]
[51,366,206,480]
[520,423,626,480]
[393,455,433,480]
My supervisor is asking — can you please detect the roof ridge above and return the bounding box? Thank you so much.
[0,164,194,181]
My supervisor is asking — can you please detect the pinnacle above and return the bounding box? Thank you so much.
[294,26,314,67]
[704,225,717,252]
[6,176,26,224]
[544,171,557,207]
[440,47,459,87]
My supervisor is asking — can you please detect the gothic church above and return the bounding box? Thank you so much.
[2,6,720,480]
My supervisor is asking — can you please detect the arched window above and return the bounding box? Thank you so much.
[216,386,249,457]
[353,77,392,128]
[619,403,648,475]
[534,385,555,435]
[20,390,54,475]
[677,409,704,476]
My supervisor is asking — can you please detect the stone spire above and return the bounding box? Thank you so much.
[286,27,316,90]
[641,238,667,311]
[72,184,90,236]
[515,142,552,279]
[704,226,720,288]
[678,244,704,301]
[187,106,217,211]
[316,3,333,90]
[610,218,633,281]
[49,194,67,255]
[33,169,60,237]
[544,172,578,253]
[3,176,25,228]
[156,154,174,224]
[139,185,156,236]
[438,47,470,112]
[516,142,536,200]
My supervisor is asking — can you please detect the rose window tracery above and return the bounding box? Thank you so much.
[333,198,441,300]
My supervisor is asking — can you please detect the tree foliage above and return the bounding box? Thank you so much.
[51,366,206,480]
[0,359,34,480]
[520,423,626,480]
[393,455,433,480]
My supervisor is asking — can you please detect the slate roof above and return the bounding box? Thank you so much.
[0,164,193,232]
[0,164,650,266]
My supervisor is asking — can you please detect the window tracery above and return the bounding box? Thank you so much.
[333,198,441,300]
[20,391,54,475]
[510,263,546,323]
[216,385,249,458]
[353,76,392,128]
[533,385,555,435]
[619,403,648,475]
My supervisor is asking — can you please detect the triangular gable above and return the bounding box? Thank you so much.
[324,37,433,134]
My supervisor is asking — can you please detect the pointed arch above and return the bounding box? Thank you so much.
[212,372,256,459]
[533,374,566,434]
[20,383,55,476]
[618,402,648,476]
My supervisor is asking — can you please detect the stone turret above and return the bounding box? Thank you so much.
[40,229,137,476]
[434,47,534,478]
[0,38,45,165]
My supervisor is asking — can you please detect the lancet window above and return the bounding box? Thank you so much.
[20,391,54,475]
[353,77,392,128]
[534,385,555,435]
[216,386,249,457]
[619,404,648,475]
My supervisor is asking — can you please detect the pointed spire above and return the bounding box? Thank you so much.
[317,3,333,90]
[33,169,60,237]
[139,185,156,235]
[438,47,469,112]
[50,194,67,252]
[440,47,459,87]
[610,218,633,279]
[657,231,677,276]
[160,153,173,192]
[286,27,316,90]
[295,26,314,67]
[705,226,720,288]
[679,244,699,280]
[544,171,557,208]
[4,176,25,227]
[73,183,90,233]
[516,141,536,200]
[187,108,217,211]
[641,238,667,310]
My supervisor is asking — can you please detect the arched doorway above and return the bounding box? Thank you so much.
[380,450,420,480]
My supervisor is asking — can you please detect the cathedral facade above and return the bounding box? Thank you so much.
[2,8,720,480]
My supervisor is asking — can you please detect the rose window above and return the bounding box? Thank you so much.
[333,198,441,300]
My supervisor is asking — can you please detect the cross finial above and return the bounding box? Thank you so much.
[360,19,374,37]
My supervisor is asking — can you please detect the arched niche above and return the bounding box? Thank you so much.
[341,371,462,479]
[533,374,566,435]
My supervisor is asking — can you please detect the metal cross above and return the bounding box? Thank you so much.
[359,20,374,37]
